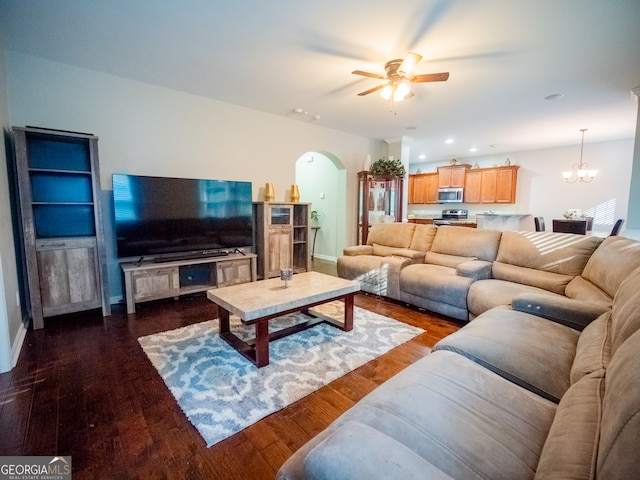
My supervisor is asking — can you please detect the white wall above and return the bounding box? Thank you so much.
[0,48,26,372]
[410,139,634,236]
[4,51,380,300]
[296,152,346,260]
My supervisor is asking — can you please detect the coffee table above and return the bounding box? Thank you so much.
[206,271,360,367]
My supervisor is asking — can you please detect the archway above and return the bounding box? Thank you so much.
[295,152,346,261]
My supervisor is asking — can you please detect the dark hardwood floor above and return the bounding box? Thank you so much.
[0,259,463,479]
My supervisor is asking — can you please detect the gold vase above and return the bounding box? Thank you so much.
[290,184,300,202]
[265,182,275,202]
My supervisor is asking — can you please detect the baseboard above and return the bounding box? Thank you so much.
[10,316,28,369]
[313,254,337,263]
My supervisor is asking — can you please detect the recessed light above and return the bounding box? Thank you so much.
[469,147,478,153]
[445,138,454,144]
[545,93,564,101]
[418,154,426,160]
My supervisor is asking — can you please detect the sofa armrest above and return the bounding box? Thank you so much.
[456,260,493,281]
[343,245,373,256]
[381,256,412,299]
[387,248,426,262]
[512,293,610,331]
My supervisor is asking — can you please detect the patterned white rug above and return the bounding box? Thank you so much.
[138,301,425,447]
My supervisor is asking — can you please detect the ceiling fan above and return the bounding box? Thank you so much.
[352,52,449,101]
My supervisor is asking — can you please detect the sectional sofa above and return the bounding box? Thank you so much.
[336,223,637,323]
[277,223,640,479]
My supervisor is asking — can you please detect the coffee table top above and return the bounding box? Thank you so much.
[206,271,359,322]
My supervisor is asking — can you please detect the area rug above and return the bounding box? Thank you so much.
[138,301,425,447]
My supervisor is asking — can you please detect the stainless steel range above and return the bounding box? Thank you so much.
[433,209,468,226]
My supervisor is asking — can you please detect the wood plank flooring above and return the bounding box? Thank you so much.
[0,259,463,479]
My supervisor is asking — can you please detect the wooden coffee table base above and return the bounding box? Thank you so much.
[217,293,355,368]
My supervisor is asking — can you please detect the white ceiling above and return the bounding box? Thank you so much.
[1,0,639,163]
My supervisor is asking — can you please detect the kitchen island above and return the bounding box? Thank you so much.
[476,212,532,231]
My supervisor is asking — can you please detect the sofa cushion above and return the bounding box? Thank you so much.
[570,312,611,384]
[596,329,640,480]
[327,351,556,480]
[425,251,477,268]
[534,371,605,480]
[434,307,580,402]
[366,222,416,248]
[467,279,561,318]
[409,224,438,252]
[609,266,640,354]
[579,236,640,300]
[303,421,454,480]
[400,264,472,310]
[431,226,502,261]
[495,231,602,276]
[564,275,612,308]
[372,243,425,260]
[492,261,574,295]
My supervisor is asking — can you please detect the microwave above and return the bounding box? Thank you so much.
[438,187,464,203]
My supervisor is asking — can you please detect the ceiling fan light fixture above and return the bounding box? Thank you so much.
[380,84,393,100]
[393,88,406,102]
[396,81,410,98]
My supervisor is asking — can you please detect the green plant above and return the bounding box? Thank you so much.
[370,157,406,177]
[311,210,322,222]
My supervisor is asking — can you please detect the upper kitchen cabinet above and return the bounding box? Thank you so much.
[437,164,471,188]
[464,166,519,204]
[13,127,111,329]
[408,172,439,204]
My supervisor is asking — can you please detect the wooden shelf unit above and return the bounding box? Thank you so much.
[253,202,311,279]
[13,126,110,328]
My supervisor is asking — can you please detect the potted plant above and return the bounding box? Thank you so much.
[310,210,323,228]
[370,157,406,177]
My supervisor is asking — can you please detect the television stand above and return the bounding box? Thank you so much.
[121,253,257,314]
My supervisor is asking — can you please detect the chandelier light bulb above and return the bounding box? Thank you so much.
[563,128,597,184]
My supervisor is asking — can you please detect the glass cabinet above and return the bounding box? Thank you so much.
[356,171,404,245]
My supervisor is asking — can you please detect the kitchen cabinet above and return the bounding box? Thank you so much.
[438,165,471,188]
[464,166,519,204]
[253,202,311,279]
[13,126,110,328]
[408,173,439,204]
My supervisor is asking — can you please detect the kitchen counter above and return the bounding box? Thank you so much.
[408,218,477,228]
[475,213,532,231]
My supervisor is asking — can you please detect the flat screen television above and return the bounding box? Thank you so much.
[112,173,253,259]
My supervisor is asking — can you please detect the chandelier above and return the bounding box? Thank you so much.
[563,129,597,183]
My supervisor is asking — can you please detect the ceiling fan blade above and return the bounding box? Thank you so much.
[352,70,386,79]
[357,84,385,96]
[409,72,450,83]
[397,52,423,76]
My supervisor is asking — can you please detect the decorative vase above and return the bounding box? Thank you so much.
[290,184,300,202]
[265,182,275,202]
